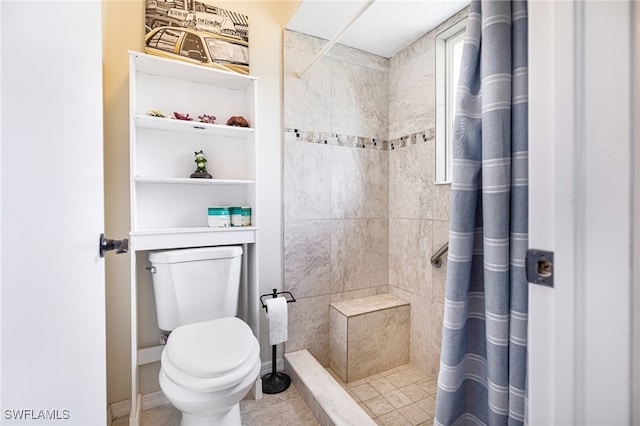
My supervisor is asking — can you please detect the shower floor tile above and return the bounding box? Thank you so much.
[327,364,435,426]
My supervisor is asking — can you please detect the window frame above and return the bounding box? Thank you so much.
[435,18,467,184]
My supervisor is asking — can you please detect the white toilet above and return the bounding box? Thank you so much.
[148,246,260,426]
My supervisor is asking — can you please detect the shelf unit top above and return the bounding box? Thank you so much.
[129,50,257,91]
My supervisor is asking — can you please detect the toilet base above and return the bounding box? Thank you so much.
[180,404,241,426]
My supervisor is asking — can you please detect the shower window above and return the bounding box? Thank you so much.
[435,19,467,184]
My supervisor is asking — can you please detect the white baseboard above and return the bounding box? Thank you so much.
[109,391,169,421]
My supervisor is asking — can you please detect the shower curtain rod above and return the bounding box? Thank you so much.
[296,0,377,79]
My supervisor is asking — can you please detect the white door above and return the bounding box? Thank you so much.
[1,2,109,425]
[528,1,634,424]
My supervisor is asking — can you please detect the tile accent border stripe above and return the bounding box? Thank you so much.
[284,128,388,150]
[390,128,435,150]
[284,128,436,151]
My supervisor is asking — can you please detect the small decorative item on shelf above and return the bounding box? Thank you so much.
[226,116,250,127]
[173,112,193,121]
[190,150,212,179]
[198,114,216,124]
[146,108,166,118]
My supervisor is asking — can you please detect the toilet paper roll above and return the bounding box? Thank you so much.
[265,296,288,345]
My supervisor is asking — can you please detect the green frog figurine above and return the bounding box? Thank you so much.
[190,150,212,179]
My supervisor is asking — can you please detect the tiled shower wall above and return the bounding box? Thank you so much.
[283,31,390,366]
[387,8,469,377]
[283,6,467,377]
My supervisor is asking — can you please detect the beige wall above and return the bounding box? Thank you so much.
[103,0,288,404]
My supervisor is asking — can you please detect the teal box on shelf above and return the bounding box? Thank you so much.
[207,207,231,227]
[230,206,251,227]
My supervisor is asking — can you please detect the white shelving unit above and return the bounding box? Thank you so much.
[127,51,259,424]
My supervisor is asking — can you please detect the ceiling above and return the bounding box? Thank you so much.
[285,0,470,59]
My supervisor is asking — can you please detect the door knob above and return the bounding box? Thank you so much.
[99,233,129,257]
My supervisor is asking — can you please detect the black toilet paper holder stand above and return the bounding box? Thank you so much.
[259,288,296,394]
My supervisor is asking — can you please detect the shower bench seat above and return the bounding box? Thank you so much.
[329,293,410,383]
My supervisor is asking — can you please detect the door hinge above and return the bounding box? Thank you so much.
[526,249,554,287]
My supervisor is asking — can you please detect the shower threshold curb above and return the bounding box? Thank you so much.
[284,349,376,426]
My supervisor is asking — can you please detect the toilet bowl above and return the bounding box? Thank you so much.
[148,246,260,426]
[160,317,260,425]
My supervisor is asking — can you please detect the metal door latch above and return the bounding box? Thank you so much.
[526,249,554,287]
[99,233,129,257]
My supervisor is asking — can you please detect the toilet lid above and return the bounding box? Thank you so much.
[164,317,257,379]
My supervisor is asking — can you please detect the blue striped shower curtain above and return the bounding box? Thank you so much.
[434,1,528,425]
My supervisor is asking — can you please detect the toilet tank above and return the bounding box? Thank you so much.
[148,246,243,331]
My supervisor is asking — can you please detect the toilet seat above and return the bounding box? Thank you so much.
[162,317,260,393]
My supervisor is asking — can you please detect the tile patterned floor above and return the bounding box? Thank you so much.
[111,384,318,426]
[327,364,437,426]
[111,364,435,426]
[239,385,319,426]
